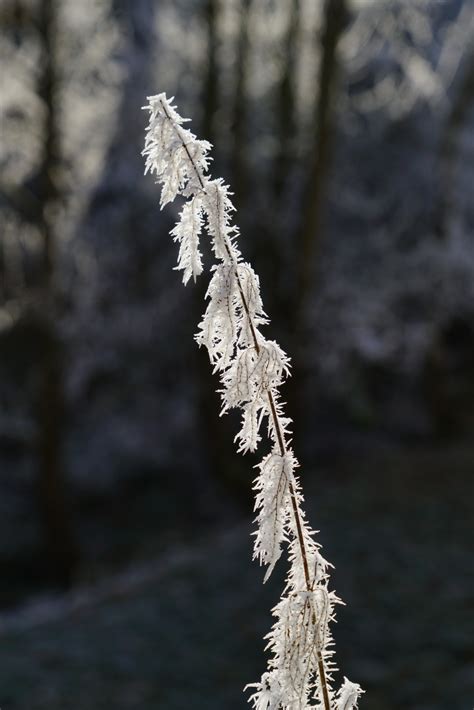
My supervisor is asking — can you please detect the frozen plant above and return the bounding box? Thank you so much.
[142,93,363,710]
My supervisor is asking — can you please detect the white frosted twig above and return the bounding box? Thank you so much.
[142,93,363,710]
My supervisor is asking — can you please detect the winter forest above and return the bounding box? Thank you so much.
[0,0,473,708]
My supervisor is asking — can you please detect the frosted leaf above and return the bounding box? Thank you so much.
[195,264,239,371]
[246,671,285,710]
[196,262,270,371]
[261,589,333,709]
[236,262,269,346]
[236,263,264,313]
[142,93,211,207]
[252,451,294,581]
[202,179,241,263]
[336,678,365,710]
[220,339,291,413]
[171,195,204,285]
[287,506,332,593]
[235,400,266,454]
[256,340,291,390]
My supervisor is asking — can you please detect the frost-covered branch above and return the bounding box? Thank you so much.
[142,93,363,710]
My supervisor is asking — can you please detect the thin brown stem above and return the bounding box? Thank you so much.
[318,656,331,710]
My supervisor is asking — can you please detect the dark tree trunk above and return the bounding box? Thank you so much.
[273,0,300,199]
[286,0,348,458]
[34,0,79,586]
[230,0,251,211]
[295,0,347,312]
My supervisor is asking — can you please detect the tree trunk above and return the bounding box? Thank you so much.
[34,0,79,587]
[273,0,299,199]
[230,0,251,211]
[295,0,347,312]
[286,0,347,457]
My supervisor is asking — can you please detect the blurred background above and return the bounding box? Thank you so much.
[0,0,473,708]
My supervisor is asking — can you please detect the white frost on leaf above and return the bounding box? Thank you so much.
[252,451,294,580]
[203,178,241,263]
[195,264,239,371]
[195,261,269,370]
[267,589,330,707]
[236,262,269,346]
[219,339,291,423]
[236,400,266,454]
[245,671,286,710]
[336,678,365,710]
[142,93,211,208]
[171,195,204,284]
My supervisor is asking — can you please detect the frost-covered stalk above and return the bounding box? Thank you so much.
[142,94,363,710]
